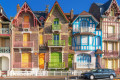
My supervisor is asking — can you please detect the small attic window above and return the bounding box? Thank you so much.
[110,8,115,16]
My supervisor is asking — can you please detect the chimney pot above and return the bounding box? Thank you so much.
[17,4,20,13]
[70,9,74,20]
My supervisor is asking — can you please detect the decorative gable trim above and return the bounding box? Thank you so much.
[45,1,69,23]
[12,2,41,26]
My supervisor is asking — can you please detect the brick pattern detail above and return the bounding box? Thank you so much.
[15,34,23,41]
[15,53,21,62]
[63,53,68,68]
[31,53,38,68]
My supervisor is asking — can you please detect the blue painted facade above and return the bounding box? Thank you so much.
[72,16,102,51]
[72,12,103,69]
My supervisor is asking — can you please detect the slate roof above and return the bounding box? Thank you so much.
[0,4,9,20]
[94,0,115,15]
[33,11,47,19]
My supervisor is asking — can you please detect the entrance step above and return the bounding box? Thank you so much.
[1,71,7,77]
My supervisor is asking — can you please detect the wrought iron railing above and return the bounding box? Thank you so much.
[48,40,65,46]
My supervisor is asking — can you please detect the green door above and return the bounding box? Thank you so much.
[51,52,62,62]
[68,54,74,68]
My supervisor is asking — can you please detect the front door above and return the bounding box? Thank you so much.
[108,60,112,69]
[39,53,45,69]
[54,34,59,46]
[22,53,31,68]
[23,33,30,47]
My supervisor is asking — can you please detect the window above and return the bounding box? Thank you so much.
[110,9,114,16]
[96,36,101,46]
[68,36,72,46]
[82,36,88,45]
[108,26,114,34]
[54,18,59,25]
[80,21,89,27]
[77,54,91,63]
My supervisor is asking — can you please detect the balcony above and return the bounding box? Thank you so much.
[48,40,65,47]
[0,47,10,53]
[103,50,119,57]
[13,62,34,68]
[52,24,61,32]
[103,33,118,40]
[22,22,30,28]
[48,62,65,69]
[14,41,34,48]
[0,28,9,36]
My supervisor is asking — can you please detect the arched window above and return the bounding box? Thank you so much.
[80,21,89,27]
[54,18,59,25]
[77,54,91,63]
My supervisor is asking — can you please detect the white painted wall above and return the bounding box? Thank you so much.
[74,51,96,69]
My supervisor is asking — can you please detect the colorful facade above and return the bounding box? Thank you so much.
[89,0,120,71]
[11,2,42,71]
[0,0,120,76]
[72,11,102,70]
[44,1,71,69]
[0,5,10,74]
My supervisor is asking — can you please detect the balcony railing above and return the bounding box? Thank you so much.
[48,40,65,47]
[22,22,30,28]
[14,41,34,48]
[52,24,61,31]
[76,63,94,68]
[0,47,10,53]
[48,62,65,69]
[103,50,119,57]
[103,33,118,40]
[0,28,9,34]
[13,62,34,68]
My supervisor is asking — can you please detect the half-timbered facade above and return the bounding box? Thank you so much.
[72,11,102,70]
[89,0,120,71]
[44,1,70,69]
[11,2,41,71]
[0,5,10,75]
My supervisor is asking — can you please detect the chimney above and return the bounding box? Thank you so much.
[70,9,74,20]
[45,5,49,13]
[17,4,20,13]
[1,7,3,13]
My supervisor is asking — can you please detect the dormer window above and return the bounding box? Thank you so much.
[54,18,59,25]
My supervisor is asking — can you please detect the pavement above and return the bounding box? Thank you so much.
[0,76,119,80]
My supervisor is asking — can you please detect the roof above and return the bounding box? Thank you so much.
[94,0,119,15]
[33,11,47,19]
[0,4,9,21]
[95,49,103,54]
[45,1,69,22]
[72,11,99,23]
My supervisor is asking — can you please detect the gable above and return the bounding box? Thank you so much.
[12,2,41,25]
[104,0,120,15]
[45,1,69,23]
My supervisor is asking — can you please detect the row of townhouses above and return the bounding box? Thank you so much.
[0,0,120,76]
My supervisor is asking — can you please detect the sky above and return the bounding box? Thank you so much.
[0,0,120,19]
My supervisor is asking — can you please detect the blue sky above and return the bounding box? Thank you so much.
[0,0,120,19]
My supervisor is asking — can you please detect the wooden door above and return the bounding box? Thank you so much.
[23,33,30,47]
[39,53,45,69]
[22,53,31,68]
